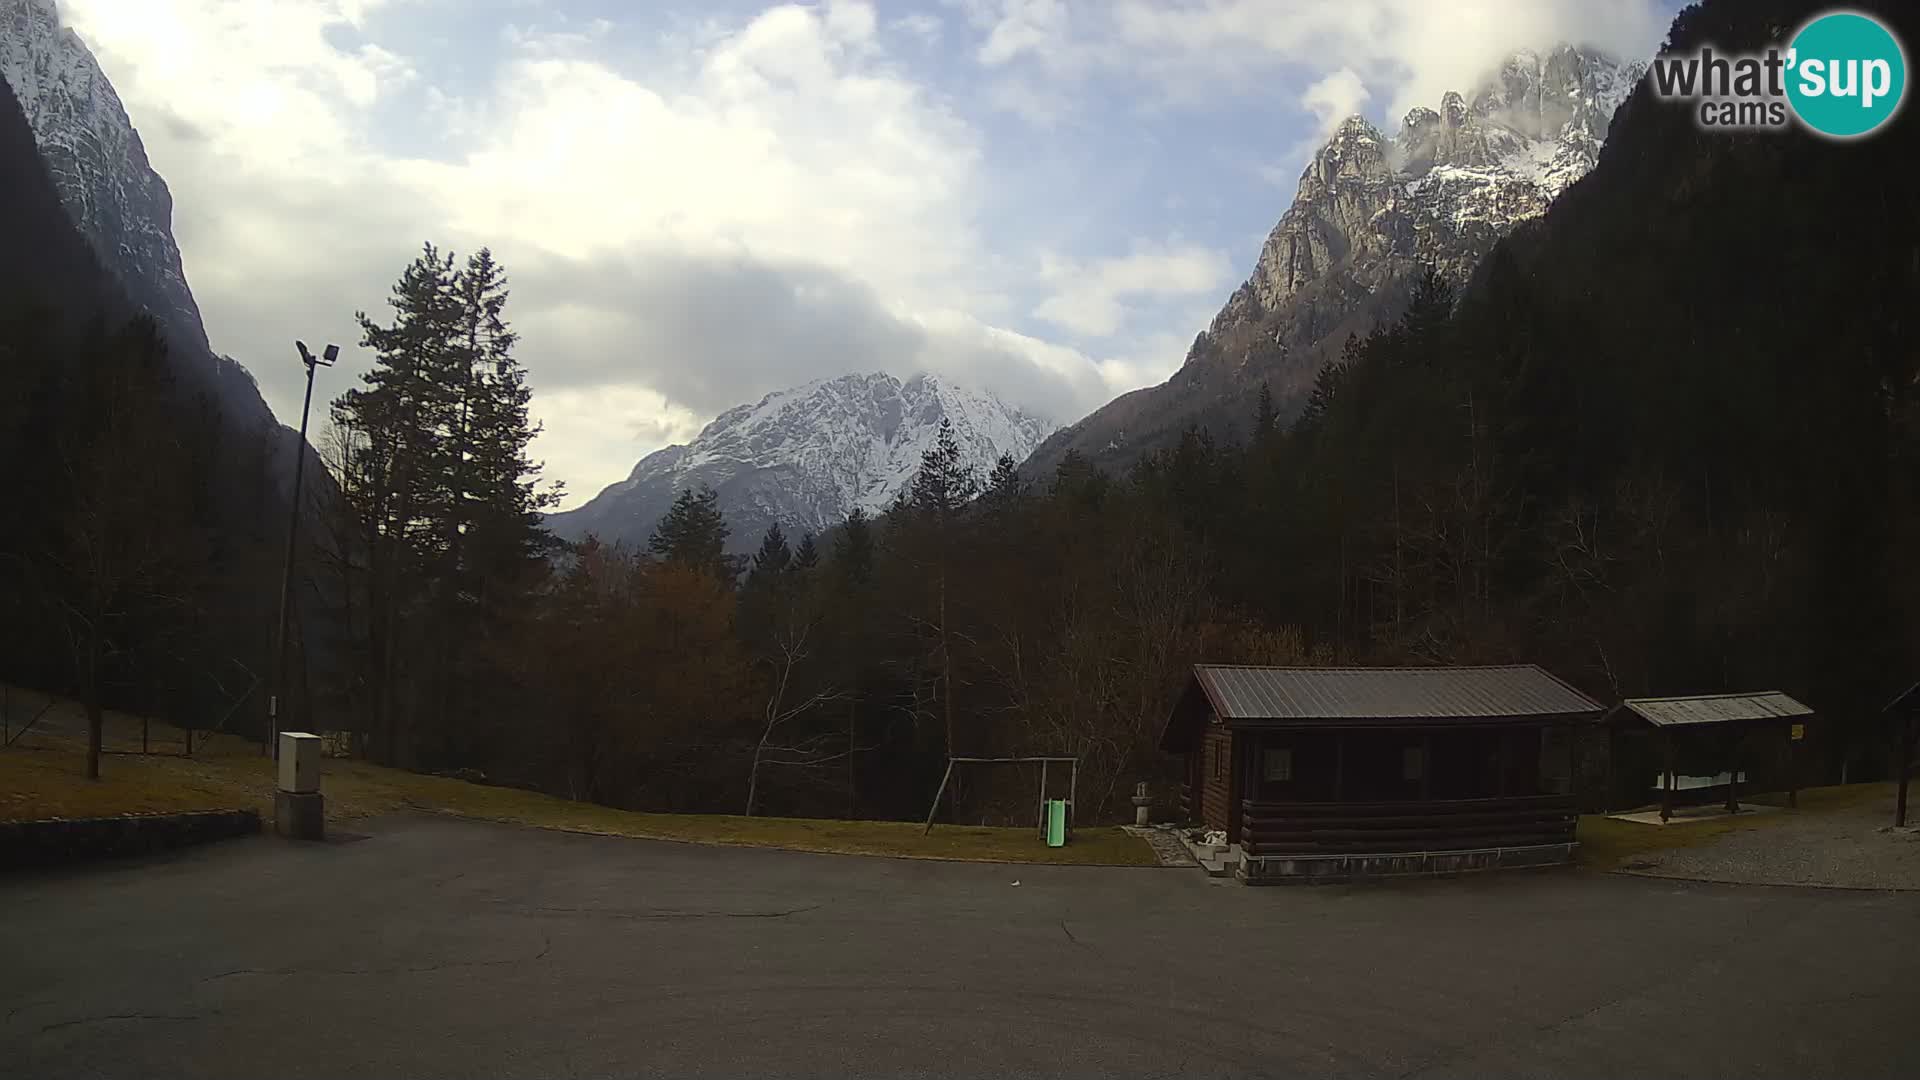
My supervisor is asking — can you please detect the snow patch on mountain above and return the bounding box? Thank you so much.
[2,0,208,355]
[546,372,1056,551]
[1024,44,1646,477]
[1,0,293,441]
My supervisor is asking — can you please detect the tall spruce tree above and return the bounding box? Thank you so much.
[984,452,1023,510]
[907,418,980,519]
[832,507,874,587]
[1253,382,1278,445]
[649,486,731,579]
[793,533,820,571]
[902,417,979,763]
[329,243,556,765]
[454,248,558,596]
[332,243,461,763]
[749,522,792,585]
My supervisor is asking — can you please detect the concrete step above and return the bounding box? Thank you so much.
[1196,853,1234,877]
[1179,837,1240,877]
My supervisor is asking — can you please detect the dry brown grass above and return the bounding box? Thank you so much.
[0,687,1155,866]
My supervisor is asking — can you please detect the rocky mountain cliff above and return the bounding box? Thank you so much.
[1026,45,1644,476]
[547,373,1055,552]
[1,0,280,435]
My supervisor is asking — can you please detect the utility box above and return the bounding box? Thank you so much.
[275,732,324,841]
[278,732,322,793]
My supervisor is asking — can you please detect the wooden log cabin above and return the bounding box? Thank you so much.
[1160,664,1606,883]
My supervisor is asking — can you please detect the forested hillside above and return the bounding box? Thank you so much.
[0,77,284,777]
[8,0,1914,828]
[455,0,1916,821]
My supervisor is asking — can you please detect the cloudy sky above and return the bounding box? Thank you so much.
[61,0,1674,509]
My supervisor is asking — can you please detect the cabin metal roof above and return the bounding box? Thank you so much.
[1614,692,1814,728]
[1190,664,1605,723]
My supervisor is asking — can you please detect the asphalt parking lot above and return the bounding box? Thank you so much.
[3,814,1917,1079]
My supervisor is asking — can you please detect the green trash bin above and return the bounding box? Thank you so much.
[1044,799,1068,847]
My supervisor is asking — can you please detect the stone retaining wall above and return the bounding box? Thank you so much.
[1240,842,1577,885]
[1,809,260,870]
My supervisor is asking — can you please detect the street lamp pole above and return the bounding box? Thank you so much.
[266,340,337,758]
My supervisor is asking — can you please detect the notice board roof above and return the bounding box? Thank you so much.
[1615,692,1814,728]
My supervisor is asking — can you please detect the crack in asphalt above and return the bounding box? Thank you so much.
[521,903,822,921]
[200,934,551,983]
[1058,920,1079,944]
[39,1013,199,1034]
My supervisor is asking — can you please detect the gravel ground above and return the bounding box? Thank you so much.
[1121,823,1197,866]
[1626,790,1920,890]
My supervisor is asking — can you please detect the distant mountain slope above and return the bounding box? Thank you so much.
[0,57,112,323]
[1026,44,1642,477]
[1,0,279,434]
[547,372,1056,551]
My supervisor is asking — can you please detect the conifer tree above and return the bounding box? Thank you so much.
[649,486,731,579]
[1299,334,1361,433]
[984,452,1023,509]
[332,243,461,762]
[793,533,820,571]
[907,417,980,519]
[1401,265,1455,361]
[832,507,874,587]
[1050,448,1108,510]
[749,522,792,584]
[1253,382,1278,444]
[454,248,558,595]
[329,243,559,763]
[901,417,980,763]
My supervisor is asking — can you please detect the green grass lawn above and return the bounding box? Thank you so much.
[12,685,1893,874]
[0,691,1156,867]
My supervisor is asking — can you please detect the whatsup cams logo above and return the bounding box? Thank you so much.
[1647,9,1907,138]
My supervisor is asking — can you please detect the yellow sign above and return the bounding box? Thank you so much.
[1790,723,1806,741]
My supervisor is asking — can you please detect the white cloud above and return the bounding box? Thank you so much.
[890,11,944,44]
[1300,67,1369,135]
[46,1,1673,514]
[531,383,706,505]
[975,0,1070,66]
[58,0,1125,509]
[1033,242,1232,338]
[966,0,1668,124]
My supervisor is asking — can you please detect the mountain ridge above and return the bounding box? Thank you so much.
[1,0,288,440]
[546,371,1056,552]
[1025,43,1644,477]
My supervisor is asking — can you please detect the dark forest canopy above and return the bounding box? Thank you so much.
[4,0,1914,825]
[417,0,1917,820]
[0,77,285,779]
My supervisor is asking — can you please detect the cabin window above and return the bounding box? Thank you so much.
[1402,745,1425,782]
[1263,747,1292,782]
[1213,741,1227,781]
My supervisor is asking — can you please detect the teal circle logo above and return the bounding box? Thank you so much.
[1786,11,1907,138]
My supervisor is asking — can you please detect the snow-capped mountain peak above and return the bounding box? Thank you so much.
[1024,43,1645,477]
[2,0,210,357]
[1224,43,1644,325]
[546,372,1056,552]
